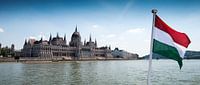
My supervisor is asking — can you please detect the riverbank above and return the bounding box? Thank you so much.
[0,57,17,62]
[0,57,137,63]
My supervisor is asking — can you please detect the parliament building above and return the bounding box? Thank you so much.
[22,26,113,60]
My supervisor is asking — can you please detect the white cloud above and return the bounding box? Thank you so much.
[92,24,99,28]
[126,28,145,33]
[29,36,37,39]
[0,27,4,32]
[27,32,48,40]
[89,24,105,33]
[107,34,116,38]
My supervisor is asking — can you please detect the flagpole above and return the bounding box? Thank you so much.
[147,9,157,85]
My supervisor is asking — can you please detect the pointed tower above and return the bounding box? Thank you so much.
[84,39,86,45]
[57,32,59,38]
[24,39,28,45]
[49,34,52,44]
[89,34,92,42]
[95,39,97,47]
[64,34,67,44]
[40,37,43,43]
[75,25,78,32]
[49,33,52,41]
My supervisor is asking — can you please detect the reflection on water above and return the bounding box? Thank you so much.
[0,60,200,85]
[69,62,81,85]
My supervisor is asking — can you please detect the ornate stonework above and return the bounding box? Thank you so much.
[22,26,112,60]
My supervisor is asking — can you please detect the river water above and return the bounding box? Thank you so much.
[0,60,200,85]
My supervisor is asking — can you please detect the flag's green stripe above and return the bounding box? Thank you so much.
[153,39,183,69]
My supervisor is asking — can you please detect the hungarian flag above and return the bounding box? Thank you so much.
[153,15,191,69]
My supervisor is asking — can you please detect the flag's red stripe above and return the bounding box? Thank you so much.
[155,15,191,48]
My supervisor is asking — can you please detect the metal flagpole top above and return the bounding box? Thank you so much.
[152,9,158,14]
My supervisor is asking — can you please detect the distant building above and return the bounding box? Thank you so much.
[11,44,14,52]
[22,26,112,60]
[112,48,138,59]
[184,51,200,59]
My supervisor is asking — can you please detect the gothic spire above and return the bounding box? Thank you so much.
[40,37,43,42]
[89,34,92,42]
[95,38,97,46]
[84,39,86,45]
[49,33,52,44]
[64,34,66,43]
[75,25,78,32]
[49,33,52,41]
[57,32,59,38]
[24,39,27,45]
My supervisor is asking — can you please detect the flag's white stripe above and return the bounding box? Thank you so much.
[153,27,186,58]
[174,43,186,58]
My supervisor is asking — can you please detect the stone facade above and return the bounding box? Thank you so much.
[22,26,112,60]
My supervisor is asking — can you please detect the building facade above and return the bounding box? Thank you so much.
[112,48,138,59]
[22,26,112,60]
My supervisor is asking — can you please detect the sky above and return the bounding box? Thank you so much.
[0,0,200,57]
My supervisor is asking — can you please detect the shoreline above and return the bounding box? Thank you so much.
[0,57,138,63]
[1,57,199,64]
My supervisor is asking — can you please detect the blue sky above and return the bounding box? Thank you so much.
[0,0,200,56]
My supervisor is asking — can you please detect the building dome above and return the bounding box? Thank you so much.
[72,31,81,39]
[71,27,81,41]
[70,26,82,47]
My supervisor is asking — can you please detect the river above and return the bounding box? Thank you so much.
[0,60,200,85]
